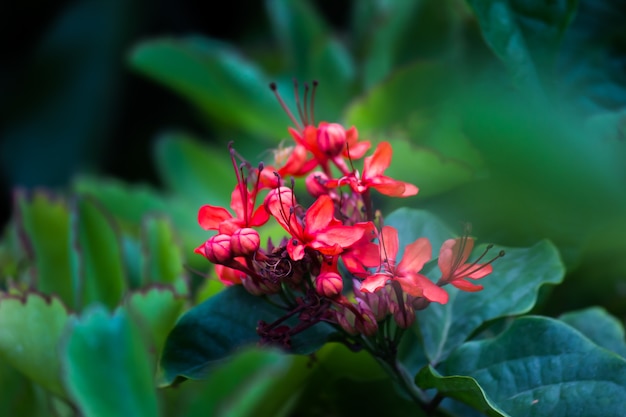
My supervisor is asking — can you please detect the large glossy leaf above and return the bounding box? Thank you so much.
[441,316,626,417]
[416,365,509,417]
[130,36,285,138]
[70,196,126,309]
[182,349,294,417]
[0,293,70,398]
[384,208,455,256]
[14,191,73,305]
[559,307,626,358]
[62,306,159,417]
[160,285,335,385]
[467,0,578,93]
[418,240,564,365]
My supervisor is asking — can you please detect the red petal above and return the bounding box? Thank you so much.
[451,279,484,292]
[437,239,456,279]
[305,195,335,234]
[398,237,432,275]
[287,240,305,261]
[380,226,399,263]
[315,224,365,249]
[396,273,448,304]
[250,205,270,227]
[360,273,389,293]
[198,205,232,230]
[364,141,392,178]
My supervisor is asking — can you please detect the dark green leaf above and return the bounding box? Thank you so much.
[266,0,355,119]
[441,316,626,417]
[418,240,564,364]
[467,0,578,93]
[559,307,626,358]
[416,365,509,417]
[14,191,74,305]
[70,196,126,309]
[62,306,159,417]
[0,293,70,398]
[384,208,455,255]
[182,349,294,417]
[129,37,285,138]
[160,285,335,385]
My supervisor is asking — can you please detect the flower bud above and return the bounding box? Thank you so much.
[204,233,232,264]
[335,307,358,335]
[315,271,343,298]
[390,300,416,328]
[317,123,346,157]
[305,171,330,197]
[230,228,260,256]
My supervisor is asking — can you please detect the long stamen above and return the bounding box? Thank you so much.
[270,82,302,131]
[239,164,249,223]
[302,83,310,126]
[293,79,306,126]
[457,248,505,277]
[310,80,318,125]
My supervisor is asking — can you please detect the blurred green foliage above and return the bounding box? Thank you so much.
[1,0,626,415]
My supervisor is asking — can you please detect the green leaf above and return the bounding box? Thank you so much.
[73,176,169,228]
[125,287,186,360]
[416,365,509,417]
[384,208,455,255]
[14,191,74,305]
[466,0,578,92]
[62,306,159,417]
[129,36,286,138]
[160,285,335,385]
[182,349,294,417]
[266,0,355,119]
[441,316,626,417]
[140,215,186,289]
[345,62,453,132]
[0,293,70,398]
[418,240,564,364]
[70,196,126,309]
[154,131,233,209]
[559,307,626,358]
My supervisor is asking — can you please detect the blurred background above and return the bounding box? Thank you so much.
[2,0,626,316]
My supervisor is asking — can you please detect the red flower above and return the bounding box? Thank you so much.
[265,187,367,261]
[437,237,495,291]
[329,142,418,197]
[361,226,448,304]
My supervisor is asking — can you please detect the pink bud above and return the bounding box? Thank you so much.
[317,123,346,157]
[355,304,379,337]
[305,171,330,197]
[335,307,358,335]
[204,234,232,264]
[230,228,260,256]
[390,301,416,328]
[315,272,343,298]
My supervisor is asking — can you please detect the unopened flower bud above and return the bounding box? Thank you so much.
[305,171,330,197]
[230,228,260,256]
[390,300,416,328]
[335,307,358,335]
[315,272,343,298]
[355,301,379,336]
[317,123,346,157]
[204,234,232,264]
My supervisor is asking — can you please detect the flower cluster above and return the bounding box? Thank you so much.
[195,81,503,348]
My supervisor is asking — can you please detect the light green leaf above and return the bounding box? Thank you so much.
[70,196,126,309]
[14,191,73,305]
[140,215,186,290]
[0,293,70,398]
[182,349,294,417]
[130,36,285,138]
[63,306,159,417]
